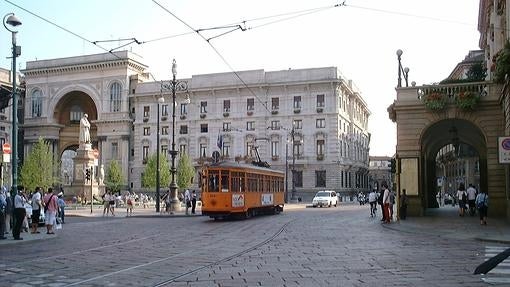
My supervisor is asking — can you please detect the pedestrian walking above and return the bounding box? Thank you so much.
[164,191,171,214]
[191,190,197,214]
[389,189,395,221]
[13,187,27,240]
[368,189,377,217]
[184,189,191,215]
[377,188,385,221]
[126,193,134,217]
[475,190,489,225]
[102,191,110,216]
[31,187,43,234]
[4,187,13,234]
[57,192,66,224]
[400,189,409,220]
[456,183,467,217]
[382,183,391,223]
[43,188,58,234]
[109,191,116,216]
[467,184,477,216]
[0,187,7,239]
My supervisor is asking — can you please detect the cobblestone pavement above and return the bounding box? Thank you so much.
[0,204,506,286]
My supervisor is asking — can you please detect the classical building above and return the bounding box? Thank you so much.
[13,51,370,200]
[387,0,510,219]
[368,156,392,192]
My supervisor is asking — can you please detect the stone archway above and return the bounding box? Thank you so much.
[420,119,486,210]
[53,91,98,155]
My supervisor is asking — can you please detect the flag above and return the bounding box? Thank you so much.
[217,133,223,149]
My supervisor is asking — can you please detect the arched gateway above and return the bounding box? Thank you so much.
[21,51,145,196]
[389,82,509,218]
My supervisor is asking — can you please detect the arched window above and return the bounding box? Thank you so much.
[31,89,43,117]
[110,82,122,112]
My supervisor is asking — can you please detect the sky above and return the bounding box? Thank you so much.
[0,0,480,156]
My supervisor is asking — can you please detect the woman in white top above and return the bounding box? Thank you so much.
[456,183,467,217]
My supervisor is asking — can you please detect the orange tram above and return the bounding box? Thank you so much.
[201,161,285,220]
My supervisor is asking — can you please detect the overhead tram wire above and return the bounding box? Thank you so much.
[4,0,123,60]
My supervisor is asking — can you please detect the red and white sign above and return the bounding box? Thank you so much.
[2,143,11,154]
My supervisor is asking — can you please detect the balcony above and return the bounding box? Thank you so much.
[161,115,168,121]
[142,117,149,122]
[247,110,253,116]
[180,114,187,120]
[316,107,324,113]
[271,109,279,115]
[200,113,206,119]
[272,155,279,161]
[223,112,230,117]
[317,154,324,161]
[294,108,301,114]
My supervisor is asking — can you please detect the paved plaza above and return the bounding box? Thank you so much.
[0,203,509,286]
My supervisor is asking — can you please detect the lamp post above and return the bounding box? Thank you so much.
[396,49,410,88]
[155,95,165,213]
[285,139,289,203]
[290,125,297,203]
[3,13,22,197]
[161,59,188,213]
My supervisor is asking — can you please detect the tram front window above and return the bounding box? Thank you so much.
[209,173,219,192]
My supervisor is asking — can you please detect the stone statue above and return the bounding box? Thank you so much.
[99,164,105,185]
[79,113,91,144]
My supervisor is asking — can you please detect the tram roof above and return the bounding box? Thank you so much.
[206,161,284,175]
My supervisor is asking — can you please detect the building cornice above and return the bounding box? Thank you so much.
[22,59,146,77]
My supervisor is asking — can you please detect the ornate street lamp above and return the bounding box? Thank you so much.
[396,49,410,88]
[155,95,165,213]
[3,13,22,197]
[161,59,188,213]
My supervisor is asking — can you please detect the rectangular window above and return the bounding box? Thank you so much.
[295,171,303,187]
[293,96,301,109]
[223,122,231,132]
[161,126,169,135]
[316,170,326,187]
[293,119,302,129]
[200,124,208,133]
[179,144,186,154]
[271,141,278,157]
[161,104,168,116]
[246,121,255,131]
[270,120,280,130]
[222,142,230,157]
[317,94,325,107]
[317,139,325,155]
[161,144,168,155]
[143,127,150,136]
[179,125,188,134]
[293,141,302,157]
[200,143,207,157]
[143,106,150,118]
[316,118,326,128]
[111,142,118,159]
[246,142,254,157]
[180,103,187,115]
[271,97,279,110]
[247,98,254,111]
[223,100,231,112]
[143,145,149,161]
[200,101,207,113]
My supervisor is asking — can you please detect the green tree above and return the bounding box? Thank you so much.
[141,152,170,188]
[105,159,124,194]
[20,137,57,192]
[177,152,194,189]
[466,62,487,81]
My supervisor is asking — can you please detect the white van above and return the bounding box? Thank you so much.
[312,190,338,207]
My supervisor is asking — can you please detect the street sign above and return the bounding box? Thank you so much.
[2,143,11,154]
[498,137,510,164]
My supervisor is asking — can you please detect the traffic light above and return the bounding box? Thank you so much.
[85,168,91,181]
[389,158,396,174]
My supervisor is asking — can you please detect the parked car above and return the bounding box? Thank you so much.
[312,190,338,207]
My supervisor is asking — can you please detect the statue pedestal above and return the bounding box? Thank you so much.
[70,144,100,201]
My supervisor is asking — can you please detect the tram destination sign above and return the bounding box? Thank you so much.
[498,137,510,164]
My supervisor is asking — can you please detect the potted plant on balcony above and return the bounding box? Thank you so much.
[494,41,510,83]
[455,91,480,110]
[422,91,446,111]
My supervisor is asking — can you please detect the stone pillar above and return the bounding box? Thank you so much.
[70,143,99,201]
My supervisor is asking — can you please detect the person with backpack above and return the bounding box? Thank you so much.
[456,183,467,217]
[475,190,489,225]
